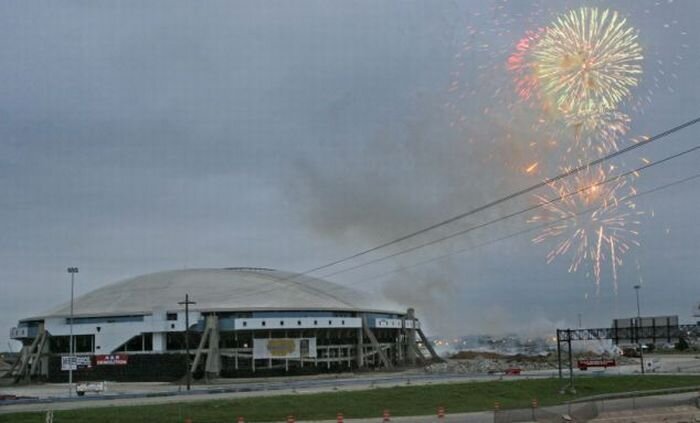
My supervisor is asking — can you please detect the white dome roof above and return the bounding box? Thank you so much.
[33,268,402,318]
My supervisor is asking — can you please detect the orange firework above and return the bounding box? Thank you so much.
[529,164,642,292]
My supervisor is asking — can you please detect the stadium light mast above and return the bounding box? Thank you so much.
[178,294,196,391]
[66,266,79,398]
[634,284,645,374]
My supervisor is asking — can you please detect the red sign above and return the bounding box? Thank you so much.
[95,354,128,366]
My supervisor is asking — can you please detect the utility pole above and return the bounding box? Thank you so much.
[634,284,645,374]
[67,267,79,398]
[178,294,196,391]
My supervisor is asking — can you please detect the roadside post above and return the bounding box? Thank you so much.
[531,398,539,420]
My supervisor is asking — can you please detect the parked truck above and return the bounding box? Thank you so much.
[577,358,616,371]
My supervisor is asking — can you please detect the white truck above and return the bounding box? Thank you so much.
[75,381,105,396]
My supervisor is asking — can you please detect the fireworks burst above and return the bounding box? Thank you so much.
[533,7,643,119]
[565,107,631,155]
[507,29,545,103]
[529,164,642,292]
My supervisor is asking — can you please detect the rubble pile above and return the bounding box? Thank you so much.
[425,351,557,374]
[424,349,643,374]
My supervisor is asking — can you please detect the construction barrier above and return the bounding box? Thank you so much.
[493,401,500,410]
[437,405,445,419]
[531,398,539,408]
[237,417,244,423]
[382,408,391,422]
[336,412,344,423]
[287,415,295,423]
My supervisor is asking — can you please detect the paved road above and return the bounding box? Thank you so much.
[1,354,697,415]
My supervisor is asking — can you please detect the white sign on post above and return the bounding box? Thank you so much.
[61,356,77,371]
[61,355,91,371]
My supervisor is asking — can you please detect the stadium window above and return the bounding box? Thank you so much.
[167,313,178,321]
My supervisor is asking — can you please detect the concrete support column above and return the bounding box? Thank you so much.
[356,327,364,368]
[204,315,221,378]
[152,332,165,352]
[406,308,417,366]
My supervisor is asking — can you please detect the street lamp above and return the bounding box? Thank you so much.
[67,267,79,397]
[633,284,645,374]
[178,294,196,391]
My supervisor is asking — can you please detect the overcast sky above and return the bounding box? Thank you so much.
[1,0,699,350]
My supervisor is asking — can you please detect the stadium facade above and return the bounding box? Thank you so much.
[7,268,438,382]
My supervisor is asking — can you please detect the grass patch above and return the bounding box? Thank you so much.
[2,375,700,423]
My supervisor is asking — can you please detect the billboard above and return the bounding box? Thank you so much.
[253,338,316,359]
[611,315,680,344]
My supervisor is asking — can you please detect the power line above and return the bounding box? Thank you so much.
[229,165,700,303]
[347,171,700,287]
[318,144,700,279]
[300,116,700,278]
[227,121,700,302]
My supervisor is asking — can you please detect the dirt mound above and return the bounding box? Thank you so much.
[450,351,505,360]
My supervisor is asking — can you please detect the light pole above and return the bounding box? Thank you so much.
[178,294,196,391]
[634,284,645,374]
[67,267,79,397]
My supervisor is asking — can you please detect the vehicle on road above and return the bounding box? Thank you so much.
[75,381,105,397]
[577,358,616,371]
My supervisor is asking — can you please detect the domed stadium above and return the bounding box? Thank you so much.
[8,268,438,382]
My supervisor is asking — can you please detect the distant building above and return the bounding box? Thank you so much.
[7,268,438,382]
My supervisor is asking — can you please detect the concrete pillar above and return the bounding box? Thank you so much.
[153,333,165,353]
[205,315,221,378]
[406,308,417,366]
[356,327,364,368]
